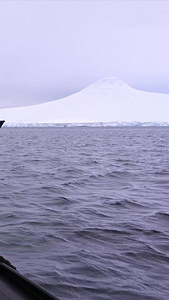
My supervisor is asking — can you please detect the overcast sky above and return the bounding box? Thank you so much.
[0,0,169,108]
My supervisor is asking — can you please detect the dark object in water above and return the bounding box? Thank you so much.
[0,120,5,128]
[0,261,59,300]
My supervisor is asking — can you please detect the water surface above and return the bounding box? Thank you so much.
[0,127,169,299]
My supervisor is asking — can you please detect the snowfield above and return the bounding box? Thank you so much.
[1,77,169,126]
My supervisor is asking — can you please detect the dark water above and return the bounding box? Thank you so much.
[0,127,169,300]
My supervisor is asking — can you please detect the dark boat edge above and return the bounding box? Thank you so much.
[0,262,59,300]
[0,120,5,128]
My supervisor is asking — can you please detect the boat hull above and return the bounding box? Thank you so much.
[0,120,5,128]
[0,263,58,300]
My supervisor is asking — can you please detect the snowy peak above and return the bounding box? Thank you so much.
[82,77,132,95]
[0,77,169,125]
[89,77,127,87]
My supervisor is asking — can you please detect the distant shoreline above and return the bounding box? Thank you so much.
[3,122,169,128]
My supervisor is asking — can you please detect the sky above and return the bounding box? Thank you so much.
[0,0,169,108]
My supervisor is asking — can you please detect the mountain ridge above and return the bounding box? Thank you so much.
[0,77,169,124]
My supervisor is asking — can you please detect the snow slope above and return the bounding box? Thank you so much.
[0,77,169,125]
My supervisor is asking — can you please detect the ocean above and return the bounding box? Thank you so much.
[0,127,169,300]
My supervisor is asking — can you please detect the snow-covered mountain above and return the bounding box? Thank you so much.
[1,77,169,125]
